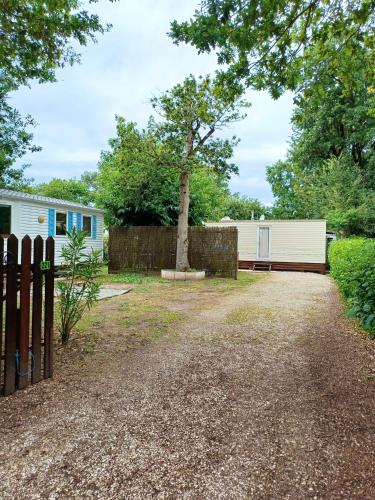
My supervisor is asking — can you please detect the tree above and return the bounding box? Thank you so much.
[0,88,40,188]
[300,157,375,236]
[266,160,306,218]
[267,156,375,234]
[97,117,230,227]
[170,0,374,97]
[33,174,97,205]
[151,75,248,271]
[0,0,112,89]
[0,0,112,187]
[80,171,98,193]
[266,38,375,233]
[289,39,375,186]
[223,193,267,220]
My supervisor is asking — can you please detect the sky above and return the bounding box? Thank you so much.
[11,0,294,205]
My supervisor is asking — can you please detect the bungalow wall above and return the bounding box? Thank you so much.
[205,220,327,273]
[0,197,103,264]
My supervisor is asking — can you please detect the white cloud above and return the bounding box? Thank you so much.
[233,143,288,164]
[230,177,270,189]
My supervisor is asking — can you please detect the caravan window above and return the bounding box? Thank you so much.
[83,215,92,237]
[56,212,67,235]
[0,205,11,237]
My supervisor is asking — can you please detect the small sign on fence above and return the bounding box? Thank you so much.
[40,260,50,271]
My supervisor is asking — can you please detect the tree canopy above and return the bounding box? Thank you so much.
[0,0,112,187]
[150,74,247,174]
[0,90,40,189]
[170,0,375,97]
[267,38,375,235]
[32,174,97,206]
[96,117,231,227]
[0,0,112,89]
[222,193,268,220]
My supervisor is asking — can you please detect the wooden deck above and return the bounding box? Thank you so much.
[239,260,327,274]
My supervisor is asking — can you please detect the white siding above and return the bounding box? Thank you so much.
[0,196,104,264]
[206,220,326,263]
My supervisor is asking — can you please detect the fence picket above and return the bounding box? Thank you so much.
[4,235,18,396]
[44,236,55,379]
[18,236,32,389]
[31,236,43,384]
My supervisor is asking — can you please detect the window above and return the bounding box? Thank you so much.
[56,212,67,235]
[83,215,92,237]
[0,205,11,237]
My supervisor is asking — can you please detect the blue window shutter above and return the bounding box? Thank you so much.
[67,211,73,231]
[76,212,82,231]
[48,208,55,236]
[92,215,97,239]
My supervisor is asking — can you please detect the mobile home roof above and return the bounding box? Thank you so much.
[0,189,104,213]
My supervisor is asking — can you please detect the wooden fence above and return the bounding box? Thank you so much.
[109,226,238,278]
[0,235,55,396]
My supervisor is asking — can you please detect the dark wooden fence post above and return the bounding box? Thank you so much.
[44,236,55,379]
[4,235,18,396]
[18,236,32,390]
[32,236,43,384]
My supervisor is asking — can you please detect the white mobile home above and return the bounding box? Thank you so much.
[206,219,327,273]
[0,189,104,264]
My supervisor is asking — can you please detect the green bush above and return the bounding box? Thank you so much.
[329,238,375,337]
[57,228,102,344]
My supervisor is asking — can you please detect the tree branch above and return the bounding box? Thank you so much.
[192,126,215,155]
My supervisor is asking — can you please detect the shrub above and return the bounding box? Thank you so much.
[329,238,375,336]
[327,207,375,238]
[57,228,102,344]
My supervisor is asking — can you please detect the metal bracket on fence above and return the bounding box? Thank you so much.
[15,349,35,377]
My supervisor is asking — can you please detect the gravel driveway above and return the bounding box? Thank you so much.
[0,272,374,499]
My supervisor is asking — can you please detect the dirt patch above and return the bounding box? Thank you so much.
[0,271,374,499]
[225,304,276,324]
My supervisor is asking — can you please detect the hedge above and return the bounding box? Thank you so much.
[328,238,375,337]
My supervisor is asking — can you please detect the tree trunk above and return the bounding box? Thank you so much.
[176,170,190,271]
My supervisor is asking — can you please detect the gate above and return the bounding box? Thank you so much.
[0,235,55,396]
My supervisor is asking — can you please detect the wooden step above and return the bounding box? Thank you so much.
[252,262,272,271]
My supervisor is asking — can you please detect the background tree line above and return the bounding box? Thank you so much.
[266,37,375,236]
[27,153,267,226]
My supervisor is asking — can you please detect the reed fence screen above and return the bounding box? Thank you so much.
[109,226,238,279]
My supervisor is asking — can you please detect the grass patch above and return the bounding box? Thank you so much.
[60,268,264,357]
[118,300,185,341]
[97,267,262,288]
[120,301,184,327]
[75,309,103,334]
[96,266,164,285]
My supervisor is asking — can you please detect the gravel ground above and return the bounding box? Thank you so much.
[0,271,374,499]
